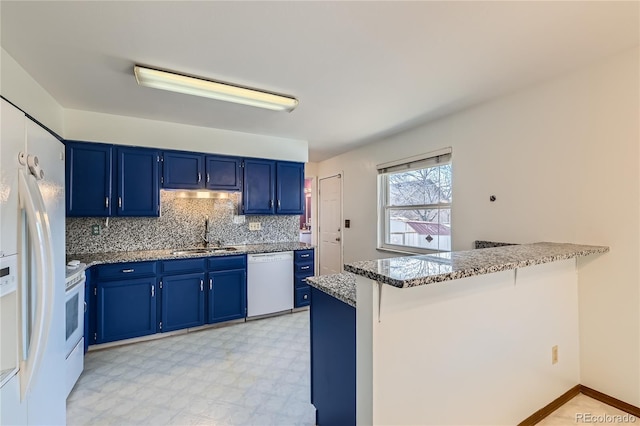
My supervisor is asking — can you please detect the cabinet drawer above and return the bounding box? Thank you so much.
[295,275,311,289]
[295,286,311,307]
[208,255,246,271]
[96,261,157,280]
[161,258,206,275]
[294,250,314,263]
[294,261,314,275]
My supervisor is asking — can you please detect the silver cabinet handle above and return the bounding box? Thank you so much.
[122,269,135,273]
[105,197,109,208]
[269,200,273,209]
[277,200,281,209]
[200,279,204,292]
[206,173,210,183]
[84,302,87,313]
[301,265,310,270]
[118,197,122,208]
[303,294,308,300]
[198,172,202,183]
[209,278,213,290]
[151,284,155,297]
[301,254,310,258]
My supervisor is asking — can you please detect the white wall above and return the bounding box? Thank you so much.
[0,48,64,135]
[321,48,640,406]
[357,260,581,425]
[64,109,308,162]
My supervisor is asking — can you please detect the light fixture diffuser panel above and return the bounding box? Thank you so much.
[134,65,298,112]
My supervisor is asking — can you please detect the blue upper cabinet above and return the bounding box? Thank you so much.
[66,141,160,217]
[205,155,242,191]
[243,159,305,215]
[276,161,304,215]
[243,159,276,214]
[162,151,204,189]
[66,142,112,217]
[116,147,160,217]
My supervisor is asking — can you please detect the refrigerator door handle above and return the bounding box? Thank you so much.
[17,170,55,401]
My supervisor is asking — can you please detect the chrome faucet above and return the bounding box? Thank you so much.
[202,217,222,248]
[202,216,210,247]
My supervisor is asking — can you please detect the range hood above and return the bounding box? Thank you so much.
[172,190,235,199]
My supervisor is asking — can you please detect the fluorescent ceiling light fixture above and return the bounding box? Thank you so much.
[134,65,298,112]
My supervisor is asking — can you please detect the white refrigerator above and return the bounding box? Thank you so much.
[0,98,67,424]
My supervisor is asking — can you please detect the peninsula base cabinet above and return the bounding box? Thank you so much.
[310,287,356,426]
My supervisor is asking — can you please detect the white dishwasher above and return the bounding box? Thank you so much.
[247,251,294,318]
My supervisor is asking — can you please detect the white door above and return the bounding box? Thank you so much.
[319,174,342,275]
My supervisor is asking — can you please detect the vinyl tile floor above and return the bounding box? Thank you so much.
[68,310,633,426]
[67,310,315,426]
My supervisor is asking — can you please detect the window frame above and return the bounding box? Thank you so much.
[377,150,452,255]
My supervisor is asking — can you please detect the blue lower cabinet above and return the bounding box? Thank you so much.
[96,277,157,344]
[207,269,246,324]
[294,249,315,308]
[310,287,356,426]
[84,270,92,352]
[161,273,206,332]
[295,286,311,307]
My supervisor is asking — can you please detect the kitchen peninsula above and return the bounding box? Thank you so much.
[306,242,608,426]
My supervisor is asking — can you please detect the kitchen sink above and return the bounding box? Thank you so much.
[209,247,238,253]
[171,247,238,255]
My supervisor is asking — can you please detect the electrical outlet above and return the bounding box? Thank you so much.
[91,224,101,236]
[552,345,558,364]
[249,222,261,231]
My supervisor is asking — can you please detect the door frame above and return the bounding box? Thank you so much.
[317,172,344,275]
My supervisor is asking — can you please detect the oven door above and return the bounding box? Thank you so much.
[64,276,85,358]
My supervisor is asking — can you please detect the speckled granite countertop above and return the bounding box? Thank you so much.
[306,273,357,307]
[68,242,314,267]
[343,242,608,289]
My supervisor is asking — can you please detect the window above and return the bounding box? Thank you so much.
[378,149,452,254]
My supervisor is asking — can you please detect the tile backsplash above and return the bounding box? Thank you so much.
[66,191,300,254]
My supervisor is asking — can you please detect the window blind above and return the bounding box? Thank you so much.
[377,147,452,174]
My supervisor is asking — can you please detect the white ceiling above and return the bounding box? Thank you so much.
[2,1,638,161]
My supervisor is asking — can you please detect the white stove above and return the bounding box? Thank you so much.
[64,261,86,398]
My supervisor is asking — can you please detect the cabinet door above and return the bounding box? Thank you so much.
[85,270,93,352]
[205,155,242,191]
[116,147,160,216]
[276,161,305,214]
[243,159,275,214]
[66,142,112,217]
[96,277,157,343]
[162,151,204,189]
[161,273,205,332]
[207,269,246,323]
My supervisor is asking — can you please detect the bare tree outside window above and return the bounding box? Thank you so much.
[380,162,452,253]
